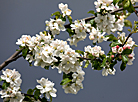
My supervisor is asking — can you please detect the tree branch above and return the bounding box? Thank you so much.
[0,48,23,71]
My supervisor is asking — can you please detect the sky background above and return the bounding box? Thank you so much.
[0,0,138,102]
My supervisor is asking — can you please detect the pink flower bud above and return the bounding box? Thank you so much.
[119,55,122,59]
[127,46,130,49]
[111,55,114,58]
[128,54,133,59]
[116,45,120,49]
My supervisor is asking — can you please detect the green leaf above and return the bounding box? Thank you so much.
[51,11,61,17]
[42,97,47,102]
[110,41,121,47]
[50,96,52,102]
[122,49,132,55]
[123,0,135,13]
[60,78,72,85]
[87,10,95,15]
[110,60,117,69]
[34,89,41,100]
[105,34,118,41]
[88,54,94,60]
[22,47,28,58]
[122,55,128,63]
[120,62,126,71]
[44,66,49,70]
[101,58,107,67]
[123,0,130,9]
[84,60,89,68]
[2,82,10,90]
[0,77,3,82]
[92,60,102,70]
[67,15,72,23]
[113,0,120,5]
[60,15,66,21]
[124,20,132,28]
[90,19,96,28]
[66,28,74,37]
[27,89,34,95]
[75,50,84,55]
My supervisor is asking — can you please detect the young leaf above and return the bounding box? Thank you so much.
[110,41,121,47]
[101,58,107,67]
[34,89,41,100]
[122,49,132,55]
[87,10,95,15]
[60,78,72,85]
[75,50,84,55]
[84,60,89,68]
[42,97,47,102]
[51,11,61,17]
[22,47,28,58]
[122,55,128,63]
[44,66,49,70]
[124,20,132,28]
[120,62,126,71]
[105,34,118,41]
[27,89,34,95]
[67,15,72,23]
[0,77,3,82]
[113,0,120,5]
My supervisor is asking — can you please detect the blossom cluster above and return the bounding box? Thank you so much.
[84,45,105,58]
[111,32,136,65]
[95,13,124,34]
[89,27,108,43]
[36,77,57,99]
[0,69,24,102]
[45,18,66,36]
[62,67,85,94]
[94,0,119,12]
[59,3,72,17]
[16,32,81,75]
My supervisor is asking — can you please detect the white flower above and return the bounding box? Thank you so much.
[36,77,57,99]
[16,35,31,47]
[58,3,72,17]
[102,68,116,76]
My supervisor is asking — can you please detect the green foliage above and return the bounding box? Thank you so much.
[123,0,135,13]
[120,62,127,71]
[84,60,90,68]
[110,41,121,47]
[75,50,84,55]
[60,78,72,85]
[113,0,120,5]
[90,19,96,28]
[51,11,61,19]
[34,89,41,100]
[122,49,132,55]
[2,81,10,90]
[67,15,72,23]
[124,20,132,28]
[27,89,34,95]
[92,60,103,70]
[44,66,49,70]
[0,77,3,82]
[22,47,28,58]
[122,55,128,63]
[66,28,75,37]
[105,34,118,41]
[87,10,95,15]
[100,58,107,67]
[42,97,48,102]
